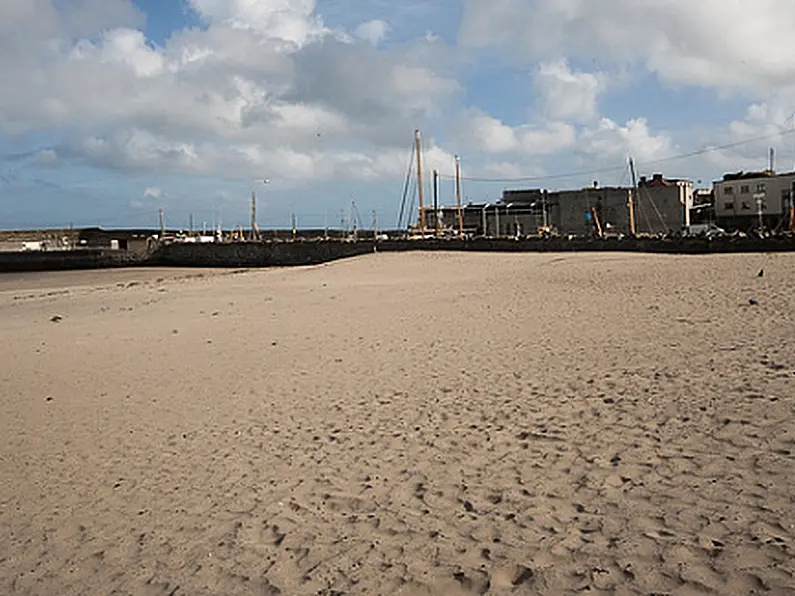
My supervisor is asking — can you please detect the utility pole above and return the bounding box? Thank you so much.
[769,147,775,173]
[189,213,194,235]
[628,157,638,236]
[432,169,439,235]
[415,129,425,235]
[372,209,378,251]
[159,208,165,238]
[455,155,464,238]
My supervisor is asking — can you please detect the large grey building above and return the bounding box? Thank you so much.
[548,175,692,237]
[419,174,693,237]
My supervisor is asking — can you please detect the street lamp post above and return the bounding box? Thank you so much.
[542,190,549,229]
[754,192,766,232]
[482,203,490,237]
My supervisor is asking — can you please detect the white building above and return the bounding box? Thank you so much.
[714,171,795,227]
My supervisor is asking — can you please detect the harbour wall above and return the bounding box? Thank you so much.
[150,239,377,268]
[0,249,145,273]
[152,235,795,268]
[2,235,795,273]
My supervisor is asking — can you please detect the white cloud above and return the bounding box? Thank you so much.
[457,111,577,156]
[4,0,793,213]
[130,184,167,209]
[143,186,164,199]
[459,0,795,96]
[0,0,462,184]
[464,113,519,153]
[187,0,326,45]
[578,117,675,163]
[0,0,144,40]
[694,100,795,174]
[535,60,605,122]
[518,122,578,155]
[60,125,460,185]
[71,29,166,78]
[728,102,794,142]
[355,19,389,45]
[32,149,59,166]
[455,108,671,180]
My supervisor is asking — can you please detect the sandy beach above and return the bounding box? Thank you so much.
[1,251,794,595]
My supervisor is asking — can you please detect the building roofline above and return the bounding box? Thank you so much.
[717,170,795,182]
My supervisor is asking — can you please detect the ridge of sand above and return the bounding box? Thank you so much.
[1,252,793,595]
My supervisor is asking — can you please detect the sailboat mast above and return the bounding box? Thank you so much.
[628,157,638,236]
[455,155,464,237]
[415,129,426,234]
[433,169,440,235]
[250,191,256,241]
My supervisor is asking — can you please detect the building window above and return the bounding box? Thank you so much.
[741,185,750,194]
[757,183,766,192]
[724,186,734,195]
[741,201,751,210]
[724,202,735,211]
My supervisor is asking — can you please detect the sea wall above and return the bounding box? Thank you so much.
[379,235,795,255]
[151,235,795,269]
[3,235,795,273]
[0,249,143,273]
[151,239,377,268]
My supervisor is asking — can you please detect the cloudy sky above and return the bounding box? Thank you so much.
[2,0,795,229]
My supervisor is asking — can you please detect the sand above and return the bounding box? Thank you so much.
[1,252,794,595]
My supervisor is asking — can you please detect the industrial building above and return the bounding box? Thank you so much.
[549,176,692,237]
[423,174,694,238]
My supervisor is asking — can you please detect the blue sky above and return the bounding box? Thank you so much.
[2,0,795,229]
